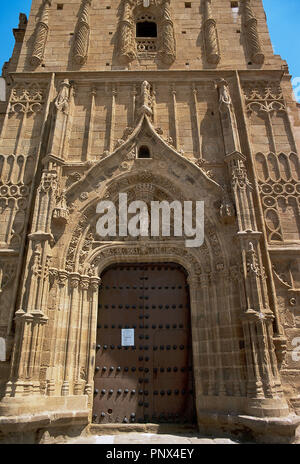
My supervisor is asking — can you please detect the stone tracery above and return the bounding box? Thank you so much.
[118,0,176,65]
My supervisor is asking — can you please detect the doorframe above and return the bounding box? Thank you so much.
[93,260,197,425]
[86,242,203,425]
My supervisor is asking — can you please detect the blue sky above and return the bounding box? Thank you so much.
[0,0,299,101]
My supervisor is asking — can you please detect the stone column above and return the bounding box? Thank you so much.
[61,272,81,396]
[243,0,264,65]
[46,269,68,396]
[6,309,48,397]
[74,275,90,395]
[159,0,176,65]
[216,79,289,417]
[118,0,136,64]
[84,276,101,409]
[5,162,58,397]
[30,0,52,66]
[203,0,220,65]
[73,0,92,65]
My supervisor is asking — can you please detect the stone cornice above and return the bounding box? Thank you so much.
[8,69,285,83]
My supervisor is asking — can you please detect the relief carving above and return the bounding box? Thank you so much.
[30,0,52,66]
[55,79,71,114]
[158,0,176,65]
[203,0,220,65]
[118,0,136,64]
[242,0,264,65]
[243,81,300,243]
[9,82,46,114]
[73,0,92,65]
[118,0,176,64]
[0,150,35,249]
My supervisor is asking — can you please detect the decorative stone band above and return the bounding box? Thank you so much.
[14,309,48,325]
[243,0,265,65]
[73,0,92,65]
[30,0,52,67]
[49,268,101,292]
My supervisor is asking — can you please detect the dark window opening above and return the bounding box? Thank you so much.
[138,146,151,159]
[136,22,157,38]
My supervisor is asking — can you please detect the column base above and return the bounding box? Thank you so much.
[245,397,290,418]
[0,395,89,443]
[0,394,88,418]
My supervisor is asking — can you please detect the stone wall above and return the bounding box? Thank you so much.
[15,0,282,73]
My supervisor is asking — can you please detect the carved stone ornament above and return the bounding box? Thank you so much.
[118,0,176,65]
[203,0,220,65]
[158,0,176,64]
[243,0,265,65]
[55,79,71,114]
[52,190,69,225]
[9,82,46,114]
[73,0,92,65]
[30,0,52,66]
[118,0,137,64]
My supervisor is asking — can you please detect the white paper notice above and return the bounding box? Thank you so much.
[121,328,135,347]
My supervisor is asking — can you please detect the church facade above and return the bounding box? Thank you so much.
[0,0,300,443]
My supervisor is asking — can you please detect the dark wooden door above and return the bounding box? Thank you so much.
[92,263,195,425]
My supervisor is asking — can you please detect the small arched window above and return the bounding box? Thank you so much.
[138,145,151,158]
[136,21,157,38]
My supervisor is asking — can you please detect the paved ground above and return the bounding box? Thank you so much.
[66,433,240,444]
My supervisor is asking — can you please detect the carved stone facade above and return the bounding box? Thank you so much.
[0,0,300,444]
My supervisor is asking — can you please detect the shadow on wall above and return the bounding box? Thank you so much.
[0,78,6,101]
